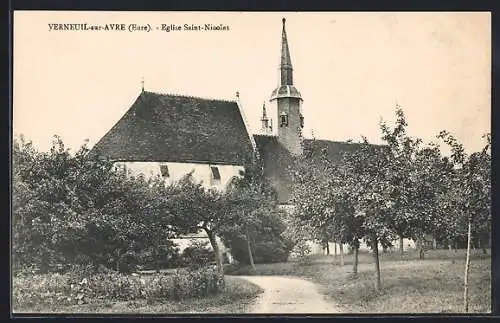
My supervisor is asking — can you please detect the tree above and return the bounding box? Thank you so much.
[222,163,290,267]
[164,174,229,273]
[341,138,395,289]
[291,135,390,282]
[438,131,491,313]
[12,135,177,272]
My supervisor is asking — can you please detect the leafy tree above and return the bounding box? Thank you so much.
[342,138,395,289]
[437,131,491,312]
[222,163,290,267]
[164,174,229,273]
[291,137,386,277]
[12,135,177,272]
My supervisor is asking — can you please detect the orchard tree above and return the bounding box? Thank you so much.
[290,146,346,262]
[437,131,491,313]
[165,174,228,273]
[339,137,395,289]
[379,108,421,255]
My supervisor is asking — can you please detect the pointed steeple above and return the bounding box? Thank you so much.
[261,102,268,120]
[269,17,303,156]
[280,18,293,86]
[261,102,270,133]
[270,18,302,102]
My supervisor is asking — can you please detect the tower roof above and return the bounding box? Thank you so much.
[281,18,293,69]
[271,18,302,102]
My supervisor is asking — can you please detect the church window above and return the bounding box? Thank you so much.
[210,166,221,181]
[160,164,170,177]
[280,112,289,127]
[300,114,304,128]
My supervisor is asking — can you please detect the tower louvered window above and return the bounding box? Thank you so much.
[280,113,289,127]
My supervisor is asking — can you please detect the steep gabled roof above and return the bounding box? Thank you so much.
[90,91,254,165]
[253,135,385,204]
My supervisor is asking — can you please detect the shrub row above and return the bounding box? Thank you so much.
[12,266,225,309]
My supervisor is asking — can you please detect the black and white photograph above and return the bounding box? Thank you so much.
[12,11,491,314]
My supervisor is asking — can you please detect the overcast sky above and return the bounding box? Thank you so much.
[13,11,490,154]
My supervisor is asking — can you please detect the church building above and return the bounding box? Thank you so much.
[90,18,405,257]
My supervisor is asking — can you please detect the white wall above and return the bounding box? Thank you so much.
[113,160,243,264]
[114,161,245,191]
[308,238,417,255]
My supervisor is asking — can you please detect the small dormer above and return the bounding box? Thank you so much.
[210,165,221,185]
[159,164,170,178]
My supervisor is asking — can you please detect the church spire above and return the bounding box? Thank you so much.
[261,102,268,120]
[261,102,270,133]
[271,18,302,102]
[280,18,293,86]
[269,17,303,156]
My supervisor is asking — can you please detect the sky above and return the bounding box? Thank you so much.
[13,11,491,154]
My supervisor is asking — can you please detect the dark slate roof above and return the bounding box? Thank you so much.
[253,135,385,204]
[302,138,369,162]
[253,135,295,203]
[89,91,254,165]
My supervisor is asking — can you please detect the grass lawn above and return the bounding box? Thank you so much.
[14,276,263,314]
[225,249,491,313]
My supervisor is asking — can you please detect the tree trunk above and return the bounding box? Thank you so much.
[205,228,223,273]
[464,220,472,313]
[155,247,161,273]
[246,232,256,270]
[399,235,404,254]
[325,241,330,256]
[116,249,121,271]
[481,234,487,255]
[448,244,452,251]
[352,244,359,274]
[334,242,338,257]
[372,235,381,290]
[339,243,345,266]
[417,235,425,260]
[433,238,437,250]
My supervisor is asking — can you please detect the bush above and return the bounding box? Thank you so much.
[117,251,138,274]
[253,240,290,264]
[12,266,225,310]
[137,242,182,271]
[227,237,291,265]
[181,240,215,269]
[289,240,312,264]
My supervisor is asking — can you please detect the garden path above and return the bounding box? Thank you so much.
[236,275,342,314]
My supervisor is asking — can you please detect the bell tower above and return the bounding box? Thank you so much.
[270,18,304,156]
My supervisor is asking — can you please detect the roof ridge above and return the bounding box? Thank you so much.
[304,137,387,147]
[253,133,277,137]
[144,90,237,103]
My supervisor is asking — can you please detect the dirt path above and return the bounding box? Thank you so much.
[236,275,342,314]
